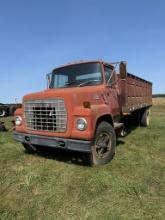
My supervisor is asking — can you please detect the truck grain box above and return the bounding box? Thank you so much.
[14,61,152,165]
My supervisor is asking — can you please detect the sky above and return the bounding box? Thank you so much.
[0,0,164,103]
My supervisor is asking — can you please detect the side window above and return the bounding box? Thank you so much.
[104,66,113,84]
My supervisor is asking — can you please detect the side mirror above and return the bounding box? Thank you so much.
[46,73,52,88]
[119,62,127,79]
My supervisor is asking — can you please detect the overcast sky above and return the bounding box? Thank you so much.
[0,0,164,103]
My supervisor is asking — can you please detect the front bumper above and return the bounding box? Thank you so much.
[13,131,92,153]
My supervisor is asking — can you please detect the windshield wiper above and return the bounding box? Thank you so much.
[64,81,77,86]
[63,79,101,87]
[78,79,101,87]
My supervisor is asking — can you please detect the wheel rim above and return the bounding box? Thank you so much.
[95,132,112,159]
[0,109,5,117]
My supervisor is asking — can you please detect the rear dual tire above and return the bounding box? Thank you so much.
[131,108,151,127]
[141,108,150,127]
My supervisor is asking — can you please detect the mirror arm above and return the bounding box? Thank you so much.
[46,73,52,89]
[106,78,120,88]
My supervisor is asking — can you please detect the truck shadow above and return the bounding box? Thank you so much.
[32,147,87,166]
[29,119,140,166]
[115,123,139,147]
[121,114,141,136]
[116,116,141,147]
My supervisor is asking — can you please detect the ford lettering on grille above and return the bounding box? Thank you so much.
[24,99,67,132]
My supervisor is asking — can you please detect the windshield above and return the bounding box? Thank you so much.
[50,63,102,88]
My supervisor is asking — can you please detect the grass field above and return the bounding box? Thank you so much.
[0,103,165,219]
[152,97,165,106]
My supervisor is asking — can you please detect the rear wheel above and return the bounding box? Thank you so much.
[141,108,150,127]
[87,122,116,166]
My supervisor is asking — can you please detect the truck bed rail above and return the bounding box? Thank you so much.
[121,73,152,113]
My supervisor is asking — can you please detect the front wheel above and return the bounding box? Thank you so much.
[88,122,116,166]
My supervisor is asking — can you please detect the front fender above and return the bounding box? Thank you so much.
[92,104,113,127]
[14,108,23,116]
[71,104,113,140]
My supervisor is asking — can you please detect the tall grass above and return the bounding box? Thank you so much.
[0,105,165,220]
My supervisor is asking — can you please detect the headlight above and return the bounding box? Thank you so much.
[15,116,22,126]
[76,118,87,131]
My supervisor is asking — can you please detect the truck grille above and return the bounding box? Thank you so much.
[24,99,67,132]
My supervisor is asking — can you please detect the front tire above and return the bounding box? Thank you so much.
[89,122,116,166]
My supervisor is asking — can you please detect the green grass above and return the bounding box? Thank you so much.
[0,106,165,220]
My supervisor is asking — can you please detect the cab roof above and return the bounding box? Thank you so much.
[52,60,114,71]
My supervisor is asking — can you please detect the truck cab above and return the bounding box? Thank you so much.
[14,60,152,165]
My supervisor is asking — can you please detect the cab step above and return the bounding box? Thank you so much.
[114,122,126,137]
[114,122,124,130]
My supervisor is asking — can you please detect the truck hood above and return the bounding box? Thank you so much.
[19,85,107,139]
[23,85,105,106]
[22,85,106,138]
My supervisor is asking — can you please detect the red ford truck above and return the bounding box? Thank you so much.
[14,61,152,165]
